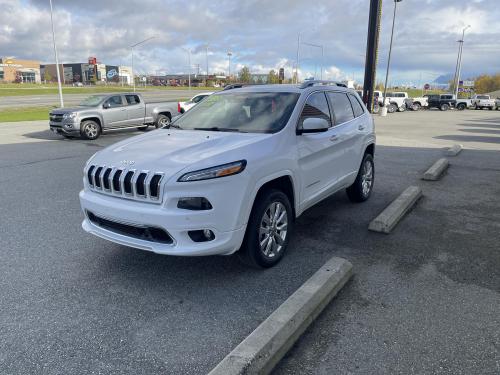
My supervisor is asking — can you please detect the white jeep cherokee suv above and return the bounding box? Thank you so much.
[80,81,376,268]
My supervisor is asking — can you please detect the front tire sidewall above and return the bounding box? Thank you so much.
[80,120,101,140]
[239,190,293,268]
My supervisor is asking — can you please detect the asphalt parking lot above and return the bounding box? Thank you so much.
[1,110,499,374]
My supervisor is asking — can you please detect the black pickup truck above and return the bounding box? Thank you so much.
[426,94,456,111]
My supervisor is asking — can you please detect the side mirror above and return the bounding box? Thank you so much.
[103,102,111,109]
[297,117,329,135]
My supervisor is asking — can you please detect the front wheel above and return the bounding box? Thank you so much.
[398,105,406,112]
[80,120,101,140]
[347,153,374,203]
[412,103,421,111]
[387,104,397,113]
[238,190,293,268]
[155,114,171,128]
[440,103,449,111]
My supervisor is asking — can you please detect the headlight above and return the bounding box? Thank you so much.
[178,160,247,182]
[63,112,77,119]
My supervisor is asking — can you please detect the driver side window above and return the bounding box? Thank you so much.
[298,92,331,130]
[104,96,123,108]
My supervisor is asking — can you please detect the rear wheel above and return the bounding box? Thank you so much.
[238,189,293,268]
[457,103,466,110]
[155,114,171,128]
[347,153,374,203]
[440,103,449,111]
[80,120,101,140]
[398,105,406,112]
[387,104,397,113]
[412,102,421,111]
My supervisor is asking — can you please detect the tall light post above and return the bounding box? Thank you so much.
[295,33,301,84]
[205,44,209,82]
[130,36,156,92]
[454,25,471,99]
[302,42,324,80]
[49,0,64,107]
[182,47,192,90]
[381,0,403,116]
[227,51,233,82]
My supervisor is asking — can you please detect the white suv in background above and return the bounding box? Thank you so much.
[178,92,214,113]
[80,81,376,268]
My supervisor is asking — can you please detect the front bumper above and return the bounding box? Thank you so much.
[49,120,80,136]
[79,189,247,256]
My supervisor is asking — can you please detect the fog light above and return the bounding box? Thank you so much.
[188,229,215,242]
[177,197,212,210]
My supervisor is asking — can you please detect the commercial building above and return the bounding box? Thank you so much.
[41,61,131,85]
[0,58,41,83]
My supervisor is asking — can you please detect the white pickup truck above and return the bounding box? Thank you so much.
[471,94,496,110]
[383,92,408,113]
[178,92,214,113]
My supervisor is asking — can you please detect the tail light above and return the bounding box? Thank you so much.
[177,102,181,113]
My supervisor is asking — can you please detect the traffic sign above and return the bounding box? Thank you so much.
[424,83,431,90]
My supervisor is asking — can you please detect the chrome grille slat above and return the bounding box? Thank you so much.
[86,165,164,204]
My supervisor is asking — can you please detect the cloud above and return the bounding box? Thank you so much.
[0,0,498,83]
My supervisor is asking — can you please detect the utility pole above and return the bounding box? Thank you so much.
[381,0,403,116]
[362,0,382,113]
[49,0,64,107]
[130,36,156,92]
[454,25,471,99]
[295,34,301,84]
[205,44,209,80]
[227,51,232,81]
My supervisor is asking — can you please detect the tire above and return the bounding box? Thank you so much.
[398,105,406,112]
[155,114,171,128]
[457,103,466,111]
[440,103,449,111]
[80,120,101,140]
[238,189,293,268]
[138,125,149,131]
[387,104,397,113]
[347,153,374,203]
[412,102,421,111]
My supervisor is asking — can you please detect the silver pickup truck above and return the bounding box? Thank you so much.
[49,93,177,140]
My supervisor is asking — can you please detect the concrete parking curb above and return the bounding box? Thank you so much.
[422,158,449,181]
[445,144,463,156]
[368,186,422,234]
[208,257,353,375]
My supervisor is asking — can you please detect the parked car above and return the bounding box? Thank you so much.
[471,94,496,110]
[49,93,178,140]
[455,98,473,110]
[426,94,456,111]
[410,96,428,111]
[383,92,409,112]
[177,92,214,113]
[79,81,376,268]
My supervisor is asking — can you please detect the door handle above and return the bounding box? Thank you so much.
[329,135,339,142]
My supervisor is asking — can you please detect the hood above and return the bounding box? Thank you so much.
[89,129,269,177]
[50,107,94,114]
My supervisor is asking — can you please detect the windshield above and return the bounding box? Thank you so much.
[79,95,105,107]
[477,95,489,99]
[171,92,300,133]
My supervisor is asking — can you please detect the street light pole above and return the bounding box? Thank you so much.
[182,47,192,90]
[295,33,301,84]
[227,51,232,82]
[381,0,403,116]
[302,42,324,80]
[205,44,209,81]
[49,0,64,108]
[454,25,471,99]
[130,36,156,92]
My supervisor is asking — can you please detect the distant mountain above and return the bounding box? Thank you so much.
[433,74,454,84]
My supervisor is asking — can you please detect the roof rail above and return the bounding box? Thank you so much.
[299,80,347,89]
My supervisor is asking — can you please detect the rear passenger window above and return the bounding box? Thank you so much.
[327,92,355,125]
[299,92,331,127]
[348,94,364,117]
[125,95,140,105]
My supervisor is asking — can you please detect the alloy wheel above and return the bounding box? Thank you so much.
[85,123,98,138]
[259,202,288,259]
[361,159,374,196]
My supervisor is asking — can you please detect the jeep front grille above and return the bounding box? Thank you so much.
[86,165,164,203]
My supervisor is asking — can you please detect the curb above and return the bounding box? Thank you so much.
[208,257,353,375]
[368,186,422,234]
[445,144,463,156]
[422,158,449,181]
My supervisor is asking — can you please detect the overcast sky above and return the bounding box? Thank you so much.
[1,0,499,85]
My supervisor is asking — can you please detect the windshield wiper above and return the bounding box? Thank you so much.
[193,127,247,133]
